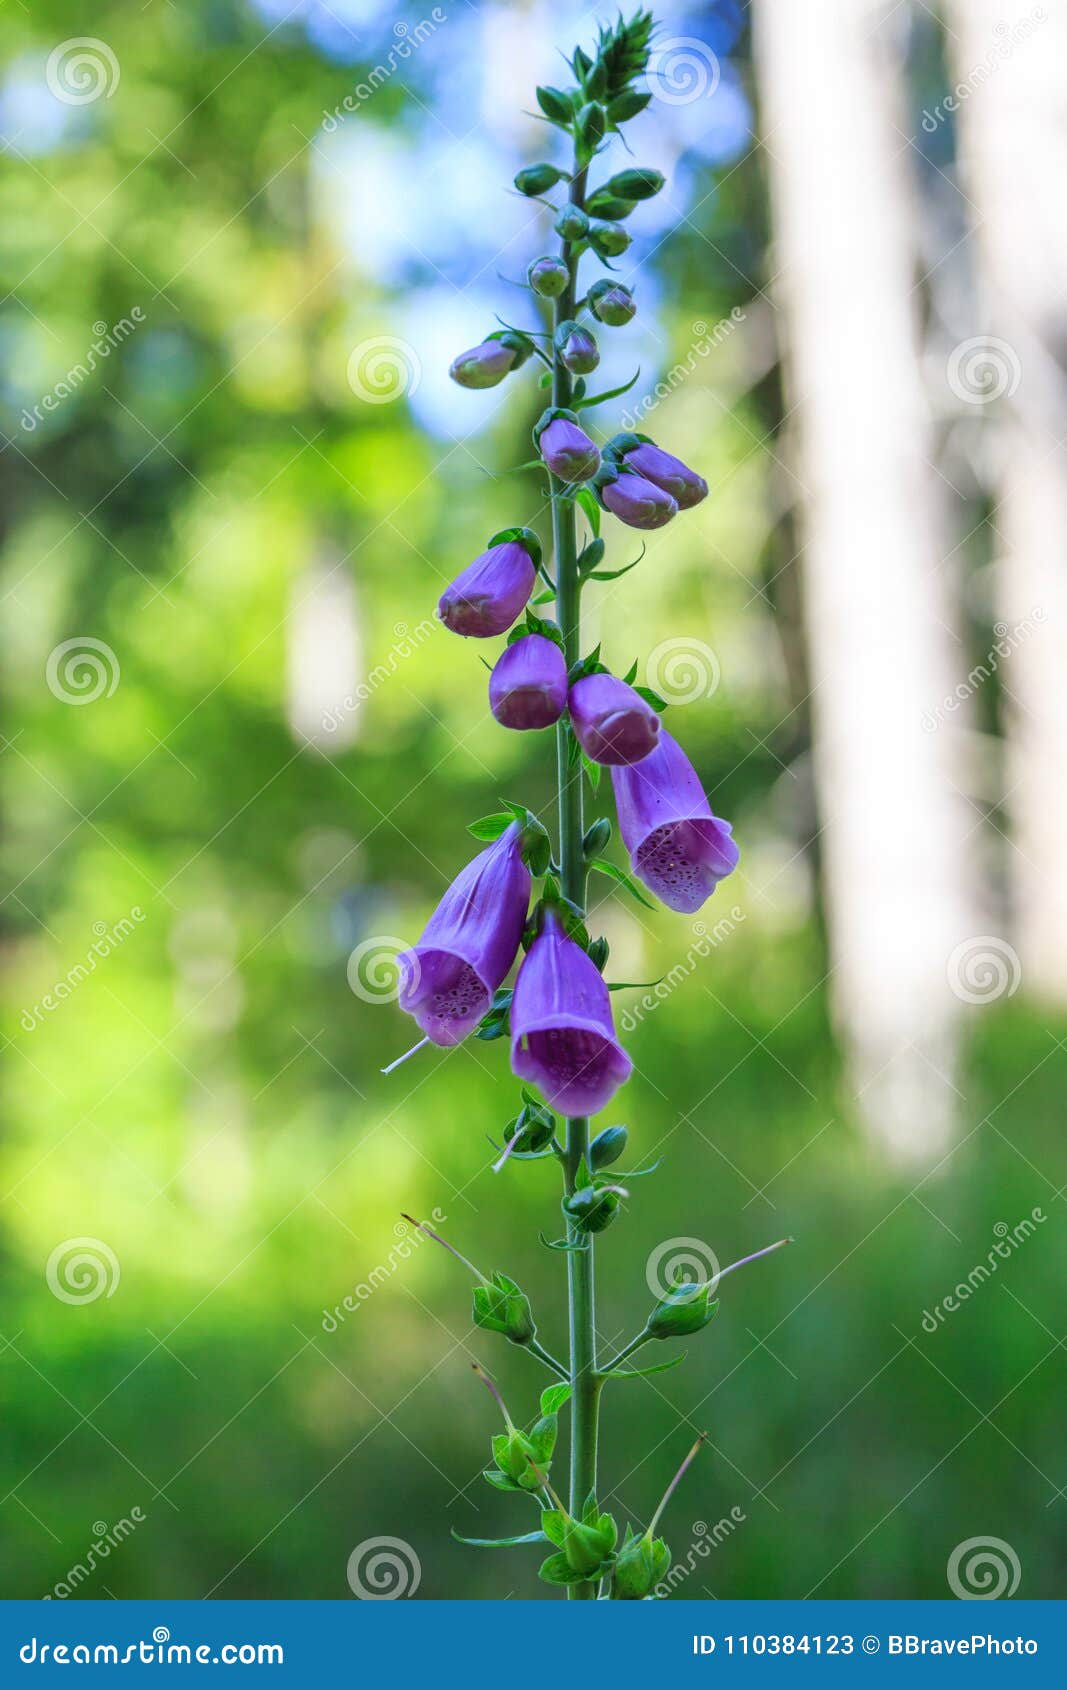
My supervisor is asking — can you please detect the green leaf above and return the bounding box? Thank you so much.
[451,1528,548,1549]
[572,367,642,410]
[541,1509,567,1547]
[610,1158,663,1180]
[588,857,655,909]
[606,976,664,991]
[574,1153,592,1189]
[536,84,577,124]
[531,586,557,605]
[634,684,667,711]
[482,1469,527,1494]
[576,486,600,537]
[538,1232,590,1253]
[468,812,516,841]
[622,658,639,685]
[581,753,602,793]
[605,1351,689,1380]
[588,560,640,582]
[538,1551,589,1586]
[540,1383,572,1416]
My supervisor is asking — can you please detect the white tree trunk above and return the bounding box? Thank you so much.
[947,0,1067,1002]
[754,0,977,1156]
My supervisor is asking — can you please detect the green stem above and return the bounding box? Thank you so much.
[550,158,600,1602]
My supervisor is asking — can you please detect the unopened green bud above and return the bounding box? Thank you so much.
[554,205,590,242]
[491,1426,541,1487]
[563,1184,623,1234]
[607,89,653,124]
[589,1124,627,1171]
[583,60,609,101]
[505,1096,556,1155]
[582,815,612,855]
[473,1270,536,1345]
[528,255,570,298]
[588,279,636,326]
[604,167,665,201]
[612,1529,671,1599]
[563,1505,617,1575]
[584,190,637,221]
[588,221,631,258]
[646,1279,719,1339]
[515,163,566,197]
[575,101,607,155]
[586,935,610,973]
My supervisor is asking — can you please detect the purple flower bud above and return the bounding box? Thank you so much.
[601,472,678,530]
[398,824,531,1046]
[510,911,632,1115]
[539,417,601,484]
[489,634,568,730]
[528,256,569,299]
[568,673,660,766]
[449,340,516,389]
[622,442,708,509]
[560,327,599,374]
[590,283,636,327]
[610,729,739,913]
[438,542,536,638]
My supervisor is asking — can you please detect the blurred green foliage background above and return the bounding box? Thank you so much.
[1,0,1064,1601]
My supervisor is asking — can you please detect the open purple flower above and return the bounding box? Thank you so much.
[449,340,517,389]
[620,441,708,509]
[438,541,536,637]
[569,673,660,766]
[601,472,678,530]
[511,911,632,1115]
[490,634,568,730]
[398,824,530,1046]
[539,418,601,484]
[611,729,739,913]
